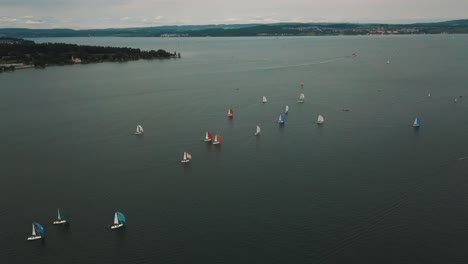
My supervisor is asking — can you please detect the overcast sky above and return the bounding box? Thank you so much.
[0,0,467,29]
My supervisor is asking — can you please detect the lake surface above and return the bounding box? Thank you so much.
[1,35,467,263]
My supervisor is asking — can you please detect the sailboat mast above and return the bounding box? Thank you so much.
[114,213,119,224]
[32,224,36,236]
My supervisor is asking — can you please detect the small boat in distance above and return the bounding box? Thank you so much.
[454,98,458,103]
[213,134,222,145]
[227,108,234,118]
[413,117,421,127]
[262,96,267,103]
[135,125,144,135]
[27,222,44,241]
[285,105,289,114]
[204,131,213,142]
[387,59,390,64]
[111,212,126,230]
[297,93,305,103]
[278,114,286,124]
[428,93,431,97]
[317,114,325,124]
[254,125,261,136]
[52,208,67,225]
[181,151,192,163]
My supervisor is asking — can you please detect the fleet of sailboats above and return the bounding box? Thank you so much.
[111,212,126,230]
[181,151,192,163]
[135,125,144,135]
[297,93,305,103]
[53,208,67,225]
[27,222,44,241]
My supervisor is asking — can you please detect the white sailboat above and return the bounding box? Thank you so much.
[254,125,261,136]
[111,212,126,230]
[386,59,390,64]
[297,93,305,103]
[262,96,267,103]
[181,151,192,163]
[317,114,325,124]
[285,105,289,114]
[27,222,44,241]
[52,208,67,225]
[135,125,144,135]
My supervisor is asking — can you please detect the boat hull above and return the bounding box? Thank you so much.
[213,142,220,145]
[254,133,260,136]
[111,224,124,230]
[297,100,304,103]
[135,132,143,135]
[317,121,324,124]
[53,220,67,225]
[181,159,190,163]
[204,139,212,142]
[27,236,42,241]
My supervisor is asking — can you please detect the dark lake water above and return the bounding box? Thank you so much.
[1,35,467,263]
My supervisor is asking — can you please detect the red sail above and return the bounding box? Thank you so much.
[206,131,213,140]
[228,108,234,116]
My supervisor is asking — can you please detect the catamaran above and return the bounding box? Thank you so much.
[254,126,261,136]
[52,208,67,225]
[111,212,126,230]
[262,96,267,103]
[27,222,44,241]
[285,105,289,114]
[204,131,213,142]
[413,117,421,127]
[181,151,192,163]
[297,93,305,103]
[213,134,222,145]
[317,114,325,124]
[227,108,234,117]
[135,125,144,135]
[278,114,286,124]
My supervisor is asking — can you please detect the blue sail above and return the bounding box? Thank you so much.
[33,222,45,235]
[280,114,286,122]
[116,212,126,223]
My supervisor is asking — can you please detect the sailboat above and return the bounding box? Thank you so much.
[181,151,192,163]
[454,98,458,103]
[285,105,289,114]
[387,59,390,64]
[52,208,67,225]
[204,131,213,142]
[213,134,222,145]
[428,93,431,97]
[262,96,267,103]
[227,108,234,117]
[413,117,421,127]
[297,93,305,103]
[27,222,44,241]
[317,114,325,124]
[254,126,261,136]
[111,212,126,230]
[278,114,286,124]
[135,125,144,135]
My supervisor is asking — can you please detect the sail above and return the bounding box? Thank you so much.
[113,212,119,224]
[205,132,212,140]
[138,125,144,133]
[32,223,36,236]
[262,96,267,103]
[413,118,420,126]
[228,108,234,116]
[285,105,289,113]
[317,114,324,123]
[57,208,62,220]
[33,222,44,235]
[186,152,192,159]
[279,114,285,123]
[183,151,187,160]
[256,126,260,134]
[299,93,305,100]
[214,135,222,142]
[116,212,126,223]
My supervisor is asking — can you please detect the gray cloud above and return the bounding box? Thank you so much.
[0,0,467,28]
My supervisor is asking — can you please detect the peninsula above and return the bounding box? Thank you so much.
[0,38,179,72]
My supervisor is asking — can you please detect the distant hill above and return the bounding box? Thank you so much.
[0,20,467,38]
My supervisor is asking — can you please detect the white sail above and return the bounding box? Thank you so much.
[114,213,119,225]
[183,152,187,160]
[299,93,305,100]
[285,105,289,113]
[317,114,324,123]
[135,125,143,134]
[57,208,62,220]
[32,224,36,236]
[262,96,267,103]
[257,126,260,134]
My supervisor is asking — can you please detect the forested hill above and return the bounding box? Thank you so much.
[0,20,467,38]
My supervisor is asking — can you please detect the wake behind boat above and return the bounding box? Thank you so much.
[52,208,67,225]
[27,222,44,241]
[181,151,192,163]
[111,212,126,230]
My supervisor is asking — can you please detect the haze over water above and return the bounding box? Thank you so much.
[1,35,468,263]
